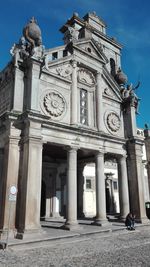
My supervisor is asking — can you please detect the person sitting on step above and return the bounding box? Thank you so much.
[125,213,135,230]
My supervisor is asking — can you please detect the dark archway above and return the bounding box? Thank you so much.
[40,180,46,218]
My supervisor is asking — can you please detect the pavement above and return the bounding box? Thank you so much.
[0,216,149,249]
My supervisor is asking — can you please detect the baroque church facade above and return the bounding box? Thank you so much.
[0,12,150,239]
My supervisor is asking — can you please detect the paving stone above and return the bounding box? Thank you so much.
[0,225,150,266]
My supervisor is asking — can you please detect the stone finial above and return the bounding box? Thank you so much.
[23,17,42,48]
[114,68,128,86]
[73,12,79,17]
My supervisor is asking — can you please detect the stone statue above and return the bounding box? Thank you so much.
[122,81,141,114]
[145,123,149,130]
[64,25,79,44]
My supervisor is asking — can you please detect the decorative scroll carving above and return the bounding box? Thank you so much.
[78,68,95,85]
[104,88,114,97]
[56,64,72,78]
[92,39,103,53]
[43,92,65,117]
[106,112,121,132]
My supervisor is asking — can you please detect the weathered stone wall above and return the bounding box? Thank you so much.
[0,78,13,115]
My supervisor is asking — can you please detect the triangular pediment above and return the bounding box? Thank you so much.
[73,38,109,64]
[102,67,122,102]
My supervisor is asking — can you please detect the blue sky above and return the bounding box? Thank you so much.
[0,0,149,128]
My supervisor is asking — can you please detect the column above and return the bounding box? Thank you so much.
[64,147,78,229]
[94,151,108,225]
[27,59,41,112]
[0,122,21,231]
[16,121,43,238]
[110,179,115,213]
[96,71,103,131]
[118,155,130,219]
[127,141,148,223]
[147,161,150,199]
[144,129,150,198]
[13,67,24,112]
[77,163,85,218]
[51,169,60,218]
[71,60,78,125]
[123,105,137,137]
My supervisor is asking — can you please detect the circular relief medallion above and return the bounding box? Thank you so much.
[106,112,121,133]
[43,92,65,117]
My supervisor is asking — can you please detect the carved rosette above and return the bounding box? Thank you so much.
[42,91,66,118]
[78,68,95,85]
[105,111,121,134]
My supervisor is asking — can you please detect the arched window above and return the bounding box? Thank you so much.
[110,58,116,77]
[80,89,88,125]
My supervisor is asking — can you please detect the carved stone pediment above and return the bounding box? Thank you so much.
[75,39,108,64]
[56,64,73,78]
[44,59,73,80]
[78,68,95,86]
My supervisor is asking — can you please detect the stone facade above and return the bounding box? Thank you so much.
[0,12,149,239]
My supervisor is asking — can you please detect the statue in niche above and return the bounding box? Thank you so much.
[122,81,141,114]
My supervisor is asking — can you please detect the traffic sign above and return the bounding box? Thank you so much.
[8,186,17,202]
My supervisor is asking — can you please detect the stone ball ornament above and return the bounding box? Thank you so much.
[105,111,121,134]
[42,91,66,119]
[114,68,128,86]
[23,17,42,47]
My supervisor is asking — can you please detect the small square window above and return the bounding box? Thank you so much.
[63,50,68,57]
[52,52,58,60]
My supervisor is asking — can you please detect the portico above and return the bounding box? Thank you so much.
[0,12,149,239]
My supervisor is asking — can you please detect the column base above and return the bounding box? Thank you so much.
[136,216,150,224]
[50,212,62,219]
[61,221,80,231]
[92,218,109,226]
[15,227,45,240]
[0,228,17,240]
